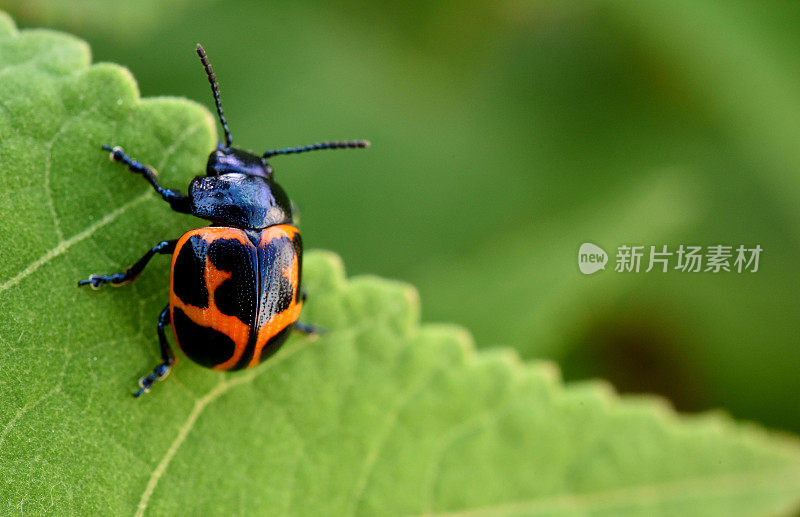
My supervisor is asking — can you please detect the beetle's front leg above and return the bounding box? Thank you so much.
[102,145,191,213]
[78,239,177,289]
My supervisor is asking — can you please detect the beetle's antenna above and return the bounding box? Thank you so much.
[196,44,233,148]
[263,140,370,159]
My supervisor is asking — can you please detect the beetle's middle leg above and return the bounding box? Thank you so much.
[102,145,191,213]
[78,239,177,289]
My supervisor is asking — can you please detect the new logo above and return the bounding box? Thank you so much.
[578,242,608,275]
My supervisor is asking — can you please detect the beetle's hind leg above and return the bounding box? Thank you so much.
[101,145,191,213]
[294,321,325,335]
[134,304,176,397]
[78,239,177,289]
[294,290,326,335]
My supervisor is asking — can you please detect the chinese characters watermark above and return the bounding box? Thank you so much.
[579,243,762,275]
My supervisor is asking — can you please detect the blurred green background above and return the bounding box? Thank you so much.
[5,0,798,433]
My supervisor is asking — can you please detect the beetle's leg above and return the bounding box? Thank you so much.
[294,289,324,334]
[134,305,176,397]
[78,239,177,289]
[102,145,191,213]
[294,321,324,335]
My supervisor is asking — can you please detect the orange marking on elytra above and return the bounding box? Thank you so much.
[169,225,303,370]
[169,227,253,369]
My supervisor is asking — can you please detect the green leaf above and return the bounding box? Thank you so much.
[2,12,800,516]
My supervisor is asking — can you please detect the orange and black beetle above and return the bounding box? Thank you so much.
[79,45,368,396]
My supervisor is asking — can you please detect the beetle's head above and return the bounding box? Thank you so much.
[196,44,369,179]
[206,145,273,177]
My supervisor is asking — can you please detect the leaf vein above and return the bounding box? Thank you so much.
[43,106,101,240]
[348,367,440,516]
[0,192,150,295]
[0,117,203,296]
[134,336,323,517]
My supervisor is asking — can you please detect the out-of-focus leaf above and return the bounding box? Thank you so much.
[2,0,214,40]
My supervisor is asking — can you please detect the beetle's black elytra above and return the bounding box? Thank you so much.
[79,44,368,396]
[208,238,258,325]
[173,235,209,308]
[258,235,298,318]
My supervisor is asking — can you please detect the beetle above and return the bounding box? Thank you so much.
[79,44,368,396]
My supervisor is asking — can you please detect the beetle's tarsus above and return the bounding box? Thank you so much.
[78,274,110,289]
[133,362,171,397]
